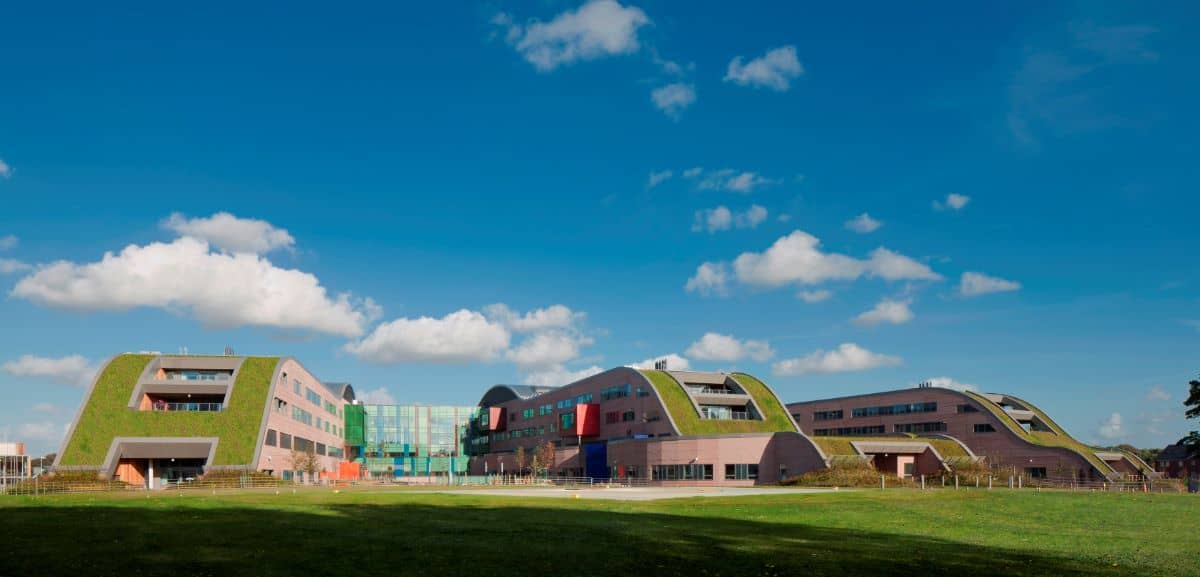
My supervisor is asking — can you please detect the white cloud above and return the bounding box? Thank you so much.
[933,193,970,211]
[627,353,690,371]
[854,298,914,326]
[523,364,605,387]
[651,83,696,120]
[685,332,773,362]
[345,309,511,364]
[0,159,11,179]
[484,304,584,333]
[647,170,673,188]
[844,213,882,234]
[772,343,901,377]
[32,402,59,414]
[356,387,396,405]
[12,236,376,337]
[724,45,804,91]
[162,212,295,254]
[2,354,98,387]
[0,234,17,250]
[682,167,704,179]
[1096,412,1124,440]
[691,205,767,233]
[496,0,650,72]
[924,376,979,392]
[1145,385,1170,402]
[16,421,63,444]
[959,272,1021,297]
[694,169,777,193]
[777,213,792,223]
[684,261,729,296]
[506,330,594,369]
[796,289,832,303]
[729,230,940,288]
[0,259,31,274]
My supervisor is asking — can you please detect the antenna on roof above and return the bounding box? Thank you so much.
[654,358,669,371]
[224,345,235,356]
[918,380,932,389]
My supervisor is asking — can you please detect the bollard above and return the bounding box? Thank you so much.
[988,476,993,490]
[941,476,946,488]
[1009,476,1013,489]
[1018,475,1023,489]
[975,476,979,488]
[955,475,959,490]
[881,475,885,490]
[921,475,925,490]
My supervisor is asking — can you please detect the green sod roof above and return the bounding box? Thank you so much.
[811,435,970,458]
[637,370,798,435]
[961,390,1115,476]
[58,354,279,467]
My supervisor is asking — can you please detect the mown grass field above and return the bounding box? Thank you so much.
[0,488,1195,577]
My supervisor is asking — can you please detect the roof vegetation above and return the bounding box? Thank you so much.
[637,370,797,435]
[962,391,1115,475]
[811,436,970,458]
[58,354,279,467]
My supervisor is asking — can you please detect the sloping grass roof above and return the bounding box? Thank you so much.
[637,370,797,435]
[811,436,969,458]
[59,354,278,467]
[962,390,1114,475]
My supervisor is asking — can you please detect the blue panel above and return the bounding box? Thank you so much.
[584,442,608,479]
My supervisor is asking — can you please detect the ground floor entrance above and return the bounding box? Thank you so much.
[114,458,205,489]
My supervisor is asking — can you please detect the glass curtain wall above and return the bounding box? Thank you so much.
[360,405,475,477]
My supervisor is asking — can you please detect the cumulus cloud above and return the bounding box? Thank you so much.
[647,170,673,188]
[12,236,377,337]
[495,0,650,72]
[854,298,914,326]
[0,259,31,274]
[682,166,704,179]
[2,354,98,387]
[844,213,882,234]
[924,376,979,392]
[523,364,605,387]
[0,234,17,250]
[728,230,940,289]
[627,353,690,371]
[162,212,295,254]
[693,169,777,193]
[651,83,696,120]
[506,330,594,369]
[772,343,900,377]
[685,332,773,362]
[1145,385,1170,402]
[344,309,511,364]
[796,289,832,303]
[691,205,767,233]
[0,159,11,179]
[356,387,396,405]
[16,421,63,444]
[959,272,1021,297]
[933,193,970,211]
[1096,412,1124,440]
[484,303,584,333]
[684,261,729,296]
[724,45,804,91]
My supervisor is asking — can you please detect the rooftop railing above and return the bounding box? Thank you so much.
[150,402,223,412]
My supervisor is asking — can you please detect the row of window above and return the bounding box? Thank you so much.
[265,430,340,457]
[852,402,938,418]
[652,464,714,480]
[604,410,637,424]
[725,463,759,480]
[813,410,843,421]
[305,387,322,407]
[600,384,630,401]
[813,425,886,436]
[893,421,947,433]
[511,426,546,438]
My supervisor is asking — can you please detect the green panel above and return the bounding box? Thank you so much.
[638,370,798,435]
[58,354,279,467]
[344,404,365,447]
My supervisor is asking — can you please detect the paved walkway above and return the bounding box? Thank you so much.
[409,486,841,501]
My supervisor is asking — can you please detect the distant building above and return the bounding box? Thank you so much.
[55,353,354,487]
[1155,443,1199,479]
[466,367,827,484]
[1,442,32,487]
[343,404,475,479]
[787,387,1156,481]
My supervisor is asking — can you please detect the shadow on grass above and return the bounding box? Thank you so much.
[0,498,1132,577]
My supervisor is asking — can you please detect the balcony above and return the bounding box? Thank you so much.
[149,401,223,412]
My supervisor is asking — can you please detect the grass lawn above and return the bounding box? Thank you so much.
[1,488,1196,576]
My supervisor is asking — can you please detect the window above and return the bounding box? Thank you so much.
[1025,467,1047,479]
[292,406,313,426]
[622,411,635,422]
[293,379,301,395]
[605,411,619,424]
[279,433,293,450]
[601,384,631,401]
[813,410,844,421]
[636,387,650,398]
[324,400,338,416]
[724,464,758,480]
[522,408,535,420]
[893,421,947,433]
[957,404,979,414]
[813,426,886,436]
[575,392,593,404]
[316,417,323,430]
[293,436,313,453]
[510,412,516,422]
[557,398,575,409]
[275,397,288,414]
[852,402,937,418]
[651,464,713,480]
[306,387,322,406]
[265,429,277,447]
[325,421,331,433]
[973,423,996,433]
[316,443,326,456]
[560,412,575,430]
[538,403,553,416]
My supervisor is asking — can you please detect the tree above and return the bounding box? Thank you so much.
[1181,375,1200,458]
[533,442,555,478]
[290,450,320,483]
[514,446,527,477]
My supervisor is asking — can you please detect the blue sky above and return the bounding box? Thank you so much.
[1,1,1197,455]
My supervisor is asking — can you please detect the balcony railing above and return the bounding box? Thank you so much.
[701,410,751,420]
[688,387,741,395]
[150,402,223,412]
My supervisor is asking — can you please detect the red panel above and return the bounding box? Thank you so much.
[337,461,362,480]
[576,403,600,436]
[488,407,506,431]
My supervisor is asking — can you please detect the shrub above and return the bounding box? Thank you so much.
[783,459,895,487]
